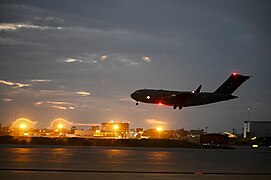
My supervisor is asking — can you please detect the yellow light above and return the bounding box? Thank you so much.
[57,123,63,129]
[113,125,119,130]
[251,137,257,140]
[19,123,27,130]
[252,144,258,148]
[156,127,163,132]
[23,133,29,136]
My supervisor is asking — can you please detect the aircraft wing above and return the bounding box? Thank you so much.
[163,92,194,106]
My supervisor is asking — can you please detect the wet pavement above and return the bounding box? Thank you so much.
[0,145,270,179]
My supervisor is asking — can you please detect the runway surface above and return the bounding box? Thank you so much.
[0,145,270,179]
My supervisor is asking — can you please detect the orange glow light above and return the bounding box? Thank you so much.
[156,127,163,132]
[19,123,27,130]
[113,125,119,130]
[57,123,64,129]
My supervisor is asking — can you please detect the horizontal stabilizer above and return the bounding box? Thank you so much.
[215,73,250,94]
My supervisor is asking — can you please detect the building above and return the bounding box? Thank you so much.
[93,131,115,138]
[100,122,130,139]
[189,129,205,136]
[74,130,93,137]
[244,121,271,138]
[101,122,129,133]
[0,124,11,136]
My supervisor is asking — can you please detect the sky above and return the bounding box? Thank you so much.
[0,0,270,133]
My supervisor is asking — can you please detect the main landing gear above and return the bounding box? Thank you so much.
[173,105,183,110]
[136,102,138,105]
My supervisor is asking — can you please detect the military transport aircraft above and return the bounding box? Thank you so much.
[131,73,250,110]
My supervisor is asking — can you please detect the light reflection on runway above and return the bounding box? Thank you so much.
[0,145,270,179]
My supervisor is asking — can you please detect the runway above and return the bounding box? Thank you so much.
[0,145,270,179]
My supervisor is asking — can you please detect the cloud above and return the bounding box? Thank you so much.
[145,118,168,125]
[61,53,144,68]
[16,83,32,88]
[35,101,72,106]
[0,80,31,88]
[142,56,152,63]
[0,23,62,31]
[52,105,67,110]
[0,80,14,86]
[0,37,40,46]
[76,91,91,96]
[33,16,64,23]
[38,89,92,100]
[118,96,134,102]
[64,58,81,63]
[3,98,13,102]
[118,57,140,66]
[35,101,43,106]
[39,90,74,96]
[62,55,99,64]
[35,101,75,110]
[46,101,72,105]
[30,79,52,83]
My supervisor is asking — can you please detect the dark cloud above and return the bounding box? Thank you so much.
[0,0,270,132]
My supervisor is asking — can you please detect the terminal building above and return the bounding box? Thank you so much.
[243,121,271,138]
[101,122,129,133]
[93,122,130,139]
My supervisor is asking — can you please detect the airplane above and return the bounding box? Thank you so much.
[130,73,250,110]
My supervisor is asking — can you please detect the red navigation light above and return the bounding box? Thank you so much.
[158,102,163,106]
[232,72,237,76]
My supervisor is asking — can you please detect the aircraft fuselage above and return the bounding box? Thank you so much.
[131,73,250,110]
[131,89,237,108]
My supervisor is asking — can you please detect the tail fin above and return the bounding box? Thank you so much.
[214,73,250,94]
[195,85,202,93]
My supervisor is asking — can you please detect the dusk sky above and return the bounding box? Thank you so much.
[0,0,270,133]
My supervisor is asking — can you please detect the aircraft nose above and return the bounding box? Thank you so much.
[130,91,138,100]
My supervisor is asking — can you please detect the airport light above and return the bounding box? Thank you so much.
[156,127,163,132]
[57,123,64,129]
[113,125,119,138]
[113,125,119,130]
[156,127,163,139]
[19,123,27,130]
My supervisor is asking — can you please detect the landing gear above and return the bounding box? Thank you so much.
[136,102,138,105]
[173,105,182,110]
